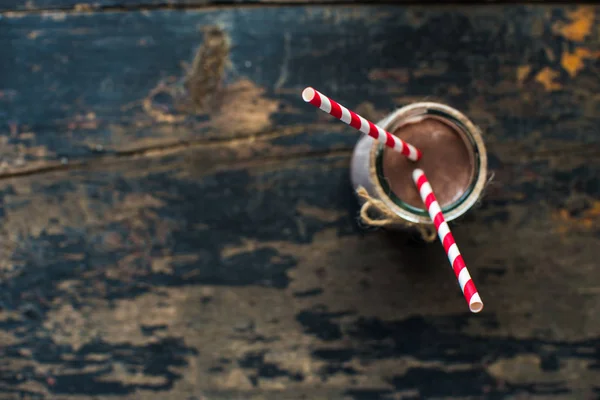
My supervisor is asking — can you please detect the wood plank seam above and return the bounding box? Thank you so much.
[0,130,352,181]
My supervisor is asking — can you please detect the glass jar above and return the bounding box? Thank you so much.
[350,102,488,227]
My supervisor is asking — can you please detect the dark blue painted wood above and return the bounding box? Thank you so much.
[0,4,599,398]
[0,0,551,12]
[0,6,597,173]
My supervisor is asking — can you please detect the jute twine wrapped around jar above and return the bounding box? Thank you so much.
[355,168,495,242]
[355,186,437,242]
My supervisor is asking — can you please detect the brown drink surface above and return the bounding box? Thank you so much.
[382,118,473,209]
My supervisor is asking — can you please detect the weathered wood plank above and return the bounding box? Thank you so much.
[0,125,599,398]
[1,3,600,398]
[0,5,598,175]
[0,0,550,13]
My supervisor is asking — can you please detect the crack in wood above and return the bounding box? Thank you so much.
[0,126,349,181]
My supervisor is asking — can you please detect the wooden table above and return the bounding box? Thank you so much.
[0,2,599,399]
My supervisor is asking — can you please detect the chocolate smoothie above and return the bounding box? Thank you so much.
[381,118,474,209]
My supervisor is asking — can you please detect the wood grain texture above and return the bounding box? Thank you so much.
[1,4,600,399]
[0,0,550,13]
[1,5,597,173]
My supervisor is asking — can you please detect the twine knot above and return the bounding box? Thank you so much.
[356,186,437,242]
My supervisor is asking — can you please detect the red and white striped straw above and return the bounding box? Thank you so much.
[412,168,483,313]
[302,87,421,161]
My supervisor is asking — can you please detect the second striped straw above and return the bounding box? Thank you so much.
[413,168,483,313]
[302,87,422,161]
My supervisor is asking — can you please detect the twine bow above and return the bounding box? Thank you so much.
[356,186,437,242]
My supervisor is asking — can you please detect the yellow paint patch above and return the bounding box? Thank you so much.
[553,200,600,233]
[534,67,562,91]
[516,65,532,85]
[556,7,595,41]
[561,48,600,77]
[584,201,600,218]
